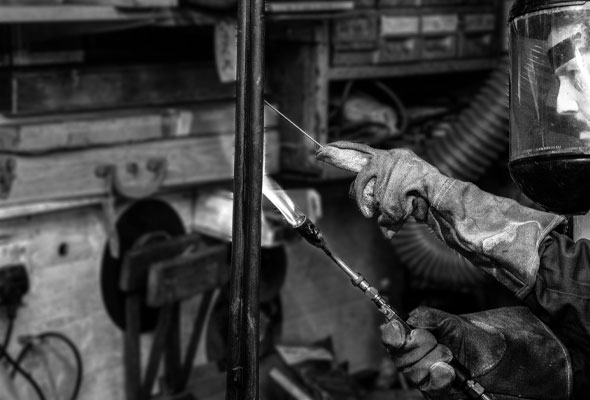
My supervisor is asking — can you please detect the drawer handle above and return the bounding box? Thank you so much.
[96,158,167,199]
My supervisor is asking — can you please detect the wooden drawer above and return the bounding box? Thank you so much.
[0,130,279,207]
[332,15,378,50]
[421,35,457,59]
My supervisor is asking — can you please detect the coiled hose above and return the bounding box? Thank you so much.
[390,58,509,289]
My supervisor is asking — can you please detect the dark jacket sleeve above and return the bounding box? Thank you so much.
[523,231,590,399]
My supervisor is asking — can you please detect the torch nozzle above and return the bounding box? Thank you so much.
[294,216,327,249]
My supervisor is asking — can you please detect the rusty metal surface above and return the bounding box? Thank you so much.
[227,0,266,399]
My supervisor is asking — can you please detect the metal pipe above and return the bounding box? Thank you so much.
[227,0,265,399]
[243,0,265,398]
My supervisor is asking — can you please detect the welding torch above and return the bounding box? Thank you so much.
[263,101,492,400]
[292,215,492,400]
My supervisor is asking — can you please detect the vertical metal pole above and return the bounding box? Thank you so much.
[227,0,265,399]
[244,0,265,396]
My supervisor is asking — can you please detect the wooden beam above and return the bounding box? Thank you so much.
[266,1,354,13]
[328,58,499,80]
[0,63,235,115]
[0,130,279,207]
[0,101,278,153]
[0,6,168,24]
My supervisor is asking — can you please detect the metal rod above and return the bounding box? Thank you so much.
[244,0,265,398]
[264,100,324,149]
[227,0,265,399]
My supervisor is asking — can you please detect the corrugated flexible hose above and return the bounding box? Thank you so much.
[391,58,509,289]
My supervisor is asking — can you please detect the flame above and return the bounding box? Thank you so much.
[262,175,303,227]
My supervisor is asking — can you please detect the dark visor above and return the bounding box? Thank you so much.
[547,32,582,71]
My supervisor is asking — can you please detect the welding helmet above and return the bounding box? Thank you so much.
[508,1,590,214]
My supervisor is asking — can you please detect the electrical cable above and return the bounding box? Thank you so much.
[330,79,409,144]
[11,342,32,379]
[12,332,83,400]
[0,306,45,400]
[1,316,13,359]
[0,344,46,400]
[39,332,83,400]
[373,80,409,134]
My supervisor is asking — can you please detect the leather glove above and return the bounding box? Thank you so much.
[382,306,572,400]
[316,141,565,298]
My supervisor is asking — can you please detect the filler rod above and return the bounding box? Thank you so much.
[264,100,324,149]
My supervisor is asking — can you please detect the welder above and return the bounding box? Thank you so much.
[317,2,590,399]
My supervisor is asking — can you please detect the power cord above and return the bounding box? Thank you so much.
[0,264,28,363]
[0,264,47,400]
[0,265,83,400]
[13,332,83,400]
[0,341,47,400]
[329,79,409,145]
[2,316,13,357]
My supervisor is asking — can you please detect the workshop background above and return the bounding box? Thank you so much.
[0,1,518,400]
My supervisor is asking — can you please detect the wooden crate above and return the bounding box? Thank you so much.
[0,191,214,400]
[0,101,279,153]
[0,129,279,207]
[0,62,235,115]
[0,0,176,7]
[68,0,177,7]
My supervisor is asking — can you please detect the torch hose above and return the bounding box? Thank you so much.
[295,216,492,400]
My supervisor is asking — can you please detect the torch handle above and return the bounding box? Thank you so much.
[350,273,491,400]
[294,218,492,400]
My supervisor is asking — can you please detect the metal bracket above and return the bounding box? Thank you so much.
[95,157,168,259]
[101,194,120,259]
[95,158,167,200]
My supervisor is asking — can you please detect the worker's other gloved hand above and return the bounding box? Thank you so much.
[382,306,572,400]
[316,141,565,298]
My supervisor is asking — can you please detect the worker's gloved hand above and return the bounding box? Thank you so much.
[382,306,572,400]
[317,142,443,236]
[316,141,565,298]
